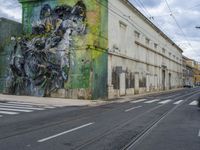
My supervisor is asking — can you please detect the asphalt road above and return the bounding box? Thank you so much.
[0,88,199,150]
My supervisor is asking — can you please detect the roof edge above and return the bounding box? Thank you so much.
[121,0,183,53]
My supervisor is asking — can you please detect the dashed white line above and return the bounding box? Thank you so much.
[0,111,19,115]
[38,122,95,143]
[173,100,183,105]
[198,130,200,137]
[189,101,198,106]
[144,99,160,104]
[130,99,147,103]
[159,99,172,104]
[0,108,33,113]
[125,106,142,112]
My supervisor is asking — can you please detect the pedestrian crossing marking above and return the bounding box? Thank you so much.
[0,101,57,118]
[173,100,183,105]
[0,111,19,115]
[7,102,55,109]
[8,101,42,105]
[0,108,33,113]
[144,99,160,104]
[159,99,172,104]
[189,101,198,106]
[0,104,45,110]
[130,99,147,103]
[0,102,35,108]
[130,98,198,106]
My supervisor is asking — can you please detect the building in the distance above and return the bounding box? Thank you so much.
[183,56,200,87]
[183,56,194,87]
[3,0,183,100]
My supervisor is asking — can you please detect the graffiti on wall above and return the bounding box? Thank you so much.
[7,1,87,96]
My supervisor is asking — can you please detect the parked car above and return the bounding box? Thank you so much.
[183,84,193,88]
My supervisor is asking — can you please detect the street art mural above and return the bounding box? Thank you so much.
[5,0,108,99]
[8,1,88,96]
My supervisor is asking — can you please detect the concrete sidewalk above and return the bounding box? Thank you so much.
[0,88,185,107]
[0,94,108,107]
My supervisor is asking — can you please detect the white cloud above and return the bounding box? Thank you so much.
[130,0,200,62]
[0,0,22,22]
[0,0,200,62]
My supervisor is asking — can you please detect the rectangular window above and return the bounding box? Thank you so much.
[112,68,119,89]
[162,48,166,54]
[145,38,150,45]
[119,21,127,52]
[139,76,146,88]
[154,43,158,49]
[134,31,140,38]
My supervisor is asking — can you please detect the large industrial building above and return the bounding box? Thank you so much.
[107,0,183,98]
[1,0,183,100]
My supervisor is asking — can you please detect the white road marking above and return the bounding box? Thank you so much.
[43,106,55,109]
[144,99,160,104]
[0,108,33,113]
[0,104,45,110]
[130,99,147,103]
[173,100,183,105]
[125,106,142,112]
[159,99,172,104]
[7,102,55,109]
[0,111,19,115]
[38,122,95,143]
[198,129,200,137]
[0,102,35,108]
[8,101,43,106]
[189,101,198,106]
[0,105,45,111]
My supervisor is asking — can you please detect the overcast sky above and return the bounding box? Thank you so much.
[0,0,200,62]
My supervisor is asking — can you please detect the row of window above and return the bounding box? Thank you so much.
[134,30,182,63]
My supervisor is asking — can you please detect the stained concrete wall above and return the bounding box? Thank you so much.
[108,0,183,98]
[6,0,108,100]
[0,18,22,93]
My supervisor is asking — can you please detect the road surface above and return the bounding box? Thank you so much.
[0,88,199,150]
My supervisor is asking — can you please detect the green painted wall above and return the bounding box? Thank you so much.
[18,0,108,99]
[0,18,22,93]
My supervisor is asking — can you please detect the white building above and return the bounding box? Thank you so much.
[107,0,183,98]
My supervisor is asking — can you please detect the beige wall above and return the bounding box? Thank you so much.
[108,0,183,98]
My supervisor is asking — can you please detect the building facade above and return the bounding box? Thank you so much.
[107,0,183,98]
[4,0,183,100]
[183,56,194,87]
[183,56,200,86]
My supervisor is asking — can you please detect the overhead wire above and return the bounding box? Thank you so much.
[99,0,181,57]
[13,0,185,61]
[134,0,171,39]
[164,0,194,49]
[150,3,200,18]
